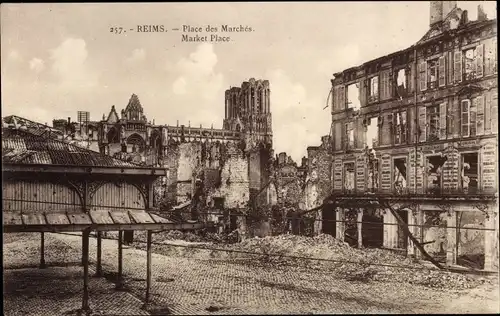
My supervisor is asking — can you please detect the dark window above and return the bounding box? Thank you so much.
[394,111,407,145]
[393,157,407,193]
[426,155,447,193]
[428,59,438,89]
[461,153,479,193]
[427,106,440,141]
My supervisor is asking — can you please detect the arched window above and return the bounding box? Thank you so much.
[126,133,146,152]
[251,88,255,111]
[150,131,161,150]
[258,88,263,113]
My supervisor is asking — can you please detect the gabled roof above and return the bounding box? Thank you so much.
[124,94,143,113]
[2,127,138,168]
[106,105,120,123]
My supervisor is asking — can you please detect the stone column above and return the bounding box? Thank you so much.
[407,209,416,257]
[383,210,397,249]
[415,207,424,260]
[335,208,345,241]
[357,209,363,248]
[446,210,457,266]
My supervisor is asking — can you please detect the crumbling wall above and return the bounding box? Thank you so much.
[156,139,250,212]
[211,141,250,209]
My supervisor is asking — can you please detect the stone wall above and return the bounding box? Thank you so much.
[156,139,250,211]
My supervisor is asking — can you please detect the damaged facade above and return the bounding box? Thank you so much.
[49,79,275,222]
[328,1,498,270]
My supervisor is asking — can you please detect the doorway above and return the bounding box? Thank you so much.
[322,204,337,237]
[362,209,384,248]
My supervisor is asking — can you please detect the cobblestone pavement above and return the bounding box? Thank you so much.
[4,233,499,315]
[3,233,149,316]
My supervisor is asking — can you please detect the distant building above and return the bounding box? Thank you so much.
[95,80,274,214]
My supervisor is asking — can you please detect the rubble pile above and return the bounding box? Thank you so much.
[218,234,486,290]
[105,231,488,290]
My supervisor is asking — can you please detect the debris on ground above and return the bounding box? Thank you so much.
[104,232,491,291]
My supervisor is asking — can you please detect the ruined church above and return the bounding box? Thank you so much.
[97,79,276,212]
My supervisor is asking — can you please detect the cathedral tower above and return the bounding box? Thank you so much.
[223,78,273,149]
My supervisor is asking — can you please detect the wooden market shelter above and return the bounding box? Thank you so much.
[2,123,207,314]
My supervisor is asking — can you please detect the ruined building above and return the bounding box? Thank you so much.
[327,1,498,270]
[89,79,275,216]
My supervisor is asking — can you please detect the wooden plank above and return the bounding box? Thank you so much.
[116,231,124,290]
[89,210,114,225]
[149,213,173,224]
[45,213,71,225]
[82,229,91,313]
[145,231,152,306]
[3,213,23,225]
[22,214,46,226]
[67,213,93,225]
[109,211,131,224]
[95,232,103,276]
[129,210,155,224]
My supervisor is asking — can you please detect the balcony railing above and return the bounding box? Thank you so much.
[332,186,495,197]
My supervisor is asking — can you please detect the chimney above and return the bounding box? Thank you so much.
[461,10,469,25]
[301,157,308,167]
[430,1,443,26]
[477,4,487,21]
[278,152,286,165]
[430,1,457,27]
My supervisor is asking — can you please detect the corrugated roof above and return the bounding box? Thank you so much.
[3,115,64,140]
[2,127,139,168]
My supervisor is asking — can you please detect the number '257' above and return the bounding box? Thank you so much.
[110,27,123,34]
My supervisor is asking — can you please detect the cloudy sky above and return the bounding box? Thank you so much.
[1,2,496,161]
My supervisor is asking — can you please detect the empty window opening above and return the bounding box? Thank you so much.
[213,197,225,209]
[366,154,379,192]
[464,48,477,81]
[107,127,120,143]
[343,163,355,192]
[344,209,358,247]
[422,211,447,262]
[461,153,479,193]
[321,204,337,237]
[346,83,360,110]
[393,157,408,193]
[345,122,354,150]
[394,111,407,145]
[396,69,407,98]
[365,117,379,148]
[456,211,486,270]
[427,105,440,141]
[368,76,379,103]
[426,155,447,193]
[362,209,384,248]
[428,59,438,89]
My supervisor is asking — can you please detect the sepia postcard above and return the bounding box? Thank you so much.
[1,1,499,315]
